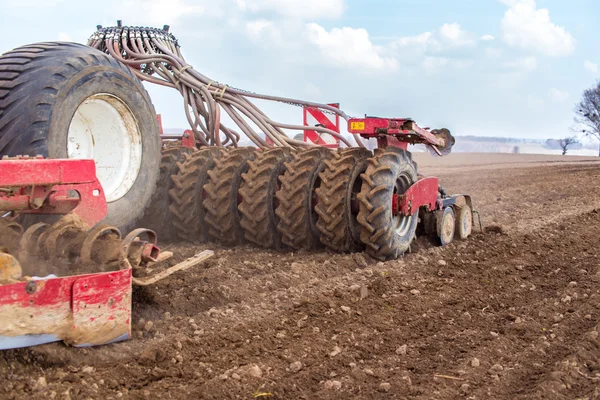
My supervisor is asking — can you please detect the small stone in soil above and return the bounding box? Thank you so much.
[341,306,351,312]
[289,361,303,373]
[471,358,481,367]
[396,344,408,355]
[82,366,95,374]
[144,321,154,332]
[329,346,342,357]
[490,364,504,373]
[378,382,392,392]
[437,260,447,266]
[323,380,342,390]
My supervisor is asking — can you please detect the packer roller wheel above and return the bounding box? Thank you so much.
[275,147,333,250]
[356,147,419,260]
[203,147,257,245]
[239,148,292,249]
[315,147,372,253]
[168,147,225,242]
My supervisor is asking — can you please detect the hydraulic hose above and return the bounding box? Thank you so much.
[88,24,365,149]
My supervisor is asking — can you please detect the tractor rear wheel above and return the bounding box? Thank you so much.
[0,42,161,232]
[315,148,371,253]
[275,147,333,250]
[239,148,292,249]
[357,148,419,260]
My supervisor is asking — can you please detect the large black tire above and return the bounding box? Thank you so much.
[315,148,372,253]
[239,148,292,249]
[138,145,193,241]
[357,148,419,260]
[0,42,161,232]
[275,147,333,250]
[168,147,225,242]
[203,148,257,246]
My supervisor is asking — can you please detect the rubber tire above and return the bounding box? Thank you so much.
[138,145,193,241]
[239,148,292,249]
[203,148,257,246]
[437,207,456,246]
[275,147,333,250]
[168,147,225,242]
[357,147,419,260]
[0,42,160,233]
[315,148,372,253]
[454,205,472,240]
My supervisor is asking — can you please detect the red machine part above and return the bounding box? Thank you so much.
[0,158,107,226]
[392,177,439,216]
[0,269,131,348]
[348,116,446,151]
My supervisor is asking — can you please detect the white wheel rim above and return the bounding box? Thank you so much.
[67,94,142,203]
[393,174,414,236]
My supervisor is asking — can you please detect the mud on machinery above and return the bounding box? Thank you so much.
[0,23,474,349]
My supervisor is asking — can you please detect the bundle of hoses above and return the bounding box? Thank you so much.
[87,23,364,149]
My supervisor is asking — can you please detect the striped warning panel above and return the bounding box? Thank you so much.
[303,103,340,148]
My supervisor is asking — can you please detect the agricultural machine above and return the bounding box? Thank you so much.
[0,23,473,349]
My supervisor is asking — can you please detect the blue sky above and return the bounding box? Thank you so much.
[1,0,599,140]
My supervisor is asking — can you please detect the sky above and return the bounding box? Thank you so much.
[1,0,599,140]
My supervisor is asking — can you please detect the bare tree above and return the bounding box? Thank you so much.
[558,137,578,155]
[574,80,600,156]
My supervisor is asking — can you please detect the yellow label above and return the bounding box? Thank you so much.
[350,121,365,130]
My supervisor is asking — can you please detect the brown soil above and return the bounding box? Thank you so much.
[2,154,600,400]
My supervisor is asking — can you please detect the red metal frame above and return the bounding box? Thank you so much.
[0,269,131,349]
[392,177,439,216]
[0,158,107,226]
[303,103,340,148]
[349,116,445,147]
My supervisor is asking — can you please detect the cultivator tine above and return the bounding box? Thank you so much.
[131,250,214,286]
[473,210,483,232]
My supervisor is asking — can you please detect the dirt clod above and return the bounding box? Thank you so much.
[323,380,342,390]
[289,361,303,373]
[378,382,392,392]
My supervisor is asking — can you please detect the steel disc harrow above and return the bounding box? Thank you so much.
[0,214,159,283]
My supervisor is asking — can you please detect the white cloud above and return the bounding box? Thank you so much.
[305,23,397,71]
[481,34,495,41]
[584,60,599,73]
[123,0,205,25]
[500,0,575,56]
[422,56,448,72]
[393,23,475,52]
[503,56,538,71]
[236,0,344,19]
[245,19,280,41]
[58,32,72,41]
[485,47,504,58]
[452,59,475,69]
[549,88,569,103]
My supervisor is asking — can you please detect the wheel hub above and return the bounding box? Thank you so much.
[67,94,143,203]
